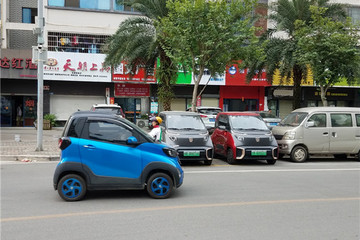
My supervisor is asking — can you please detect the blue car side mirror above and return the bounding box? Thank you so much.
[126,136,138,145]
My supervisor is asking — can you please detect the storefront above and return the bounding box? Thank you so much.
[112,62,155,122]
[303,86,360,107]
[44,51,112,123]
[1,49,38,127]
[220,63,270,111]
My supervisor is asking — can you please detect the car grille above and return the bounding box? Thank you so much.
[244,137,271,146]
[177,137,206,146]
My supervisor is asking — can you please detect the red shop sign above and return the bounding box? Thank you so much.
[114,83,150,97]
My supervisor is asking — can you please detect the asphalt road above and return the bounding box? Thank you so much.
[1,159,360,240]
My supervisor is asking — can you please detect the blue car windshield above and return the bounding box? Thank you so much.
[229,115,269,131]
[166,115,206,130]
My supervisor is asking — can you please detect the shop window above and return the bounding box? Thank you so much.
[22,8,37,23]
[114,0,138,12]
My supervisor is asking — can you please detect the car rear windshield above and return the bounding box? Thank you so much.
[260,112,277,118]
[229,115,269,131]
[94,108,121,115]
[198,108,222,115]
[166,115,206,130]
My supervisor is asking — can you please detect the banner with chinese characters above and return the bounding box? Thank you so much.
[0,49,38,79]
[43,51,111,82]
[226,62,271,86]
[113,62,156,83]
[114,83,150,97]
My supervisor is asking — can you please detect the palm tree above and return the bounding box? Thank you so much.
[104,0,177,111]
[261,0,347,110]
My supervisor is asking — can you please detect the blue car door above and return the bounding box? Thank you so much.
[78,119,142,179]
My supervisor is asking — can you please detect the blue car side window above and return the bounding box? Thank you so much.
[88,121,132,144]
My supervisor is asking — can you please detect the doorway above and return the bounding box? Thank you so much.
[223,99,259,111]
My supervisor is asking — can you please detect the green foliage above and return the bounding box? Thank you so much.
[248,0,347,109]
[294,6,360,105]
[158,0,258,110]
[44,114,57,126]
[104,0,176,111]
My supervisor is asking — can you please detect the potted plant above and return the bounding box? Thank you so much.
[43,114,57,129]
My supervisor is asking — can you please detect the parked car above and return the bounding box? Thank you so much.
[186,106,222,130]
[53,111,184,201]
[272,107,360,162]
[211,112,278,165]
[90,103,125,118]
[245,111,282,129]
[159,111,214,165]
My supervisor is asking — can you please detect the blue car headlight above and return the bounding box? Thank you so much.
[163,148,178,158]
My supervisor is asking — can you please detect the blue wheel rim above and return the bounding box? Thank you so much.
[61,178,82,199]
[151,177,170,196]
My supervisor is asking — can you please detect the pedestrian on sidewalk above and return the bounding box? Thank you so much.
[16,104,23,126]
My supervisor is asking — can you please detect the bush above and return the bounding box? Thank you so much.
[44,114,57,127]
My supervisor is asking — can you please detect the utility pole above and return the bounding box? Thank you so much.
[34,0,45,151]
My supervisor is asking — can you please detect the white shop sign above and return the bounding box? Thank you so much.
[43,51,111,82]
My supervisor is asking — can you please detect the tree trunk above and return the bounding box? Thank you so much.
[319,85,328,106]
[292,65,303,110]
[191,67,205,112]
[157,53,176,111]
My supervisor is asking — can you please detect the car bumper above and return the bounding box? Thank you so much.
[276,140,297,154]
[235,146,278,160]
[174,146,213,161]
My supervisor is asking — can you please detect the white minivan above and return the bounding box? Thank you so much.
[272,107,360,162]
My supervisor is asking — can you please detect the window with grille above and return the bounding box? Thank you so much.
[48,32,109,53]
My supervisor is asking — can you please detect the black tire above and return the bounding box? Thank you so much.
[278,154,285,159]
[57,174,86,201]
[267,159,277,165]
[227,148,236,165]
[357,151,360,162]
[146,173,173,199]
[290,146,308,163]
[204,160,212,166]
[333,154,347,159]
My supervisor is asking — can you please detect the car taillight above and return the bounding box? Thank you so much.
[200,115,207,118]
[58,137,71,150]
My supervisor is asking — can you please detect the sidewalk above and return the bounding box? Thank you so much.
[0,127,62,162]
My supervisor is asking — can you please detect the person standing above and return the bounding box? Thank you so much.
[148,116,162,142]
[16,104,22,126]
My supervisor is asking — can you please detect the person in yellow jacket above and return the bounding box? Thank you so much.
[148,116,163,142]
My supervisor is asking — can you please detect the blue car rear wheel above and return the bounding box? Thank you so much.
[146,173,173,199]
[58,174,86,201]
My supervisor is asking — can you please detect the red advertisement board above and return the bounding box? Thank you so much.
[114,83,150,97]
[226,61,271,86]
[113,62,156,83]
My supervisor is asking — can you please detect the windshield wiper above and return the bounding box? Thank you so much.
[181,128,201,130]
[168,127,180,130]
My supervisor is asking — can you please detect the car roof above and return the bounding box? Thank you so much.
[93,104,121,108]
[292,107,360,113]
[160,111,200,116]
[71,111,123,120]
[218,112,260,116]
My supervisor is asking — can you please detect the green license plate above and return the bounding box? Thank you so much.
[251,150,267,156]
[184,151,200,157]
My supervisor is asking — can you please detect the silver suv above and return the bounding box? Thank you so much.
[90,103,125,118]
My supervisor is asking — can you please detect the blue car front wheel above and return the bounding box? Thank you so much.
[146,173,173,199]
[58,174,87,201]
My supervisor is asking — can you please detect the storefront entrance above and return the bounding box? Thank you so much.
[223,99,258,111]
[0,95,37,127]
